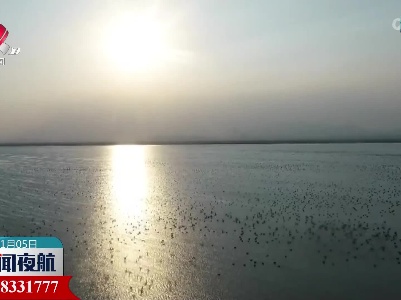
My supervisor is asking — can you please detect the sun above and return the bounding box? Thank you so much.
[104,12,170,73]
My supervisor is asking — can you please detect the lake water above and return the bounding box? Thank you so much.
[0,144,400,299]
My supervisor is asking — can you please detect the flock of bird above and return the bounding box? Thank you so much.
[0,146,400,299]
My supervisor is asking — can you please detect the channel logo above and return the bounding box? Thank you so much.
[0,23,20,56]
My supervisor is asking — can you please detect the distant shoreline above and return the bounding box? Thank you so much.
[0,139,400,146]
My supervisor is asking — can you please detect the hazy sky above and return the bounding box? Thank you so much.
[1,0,400,142]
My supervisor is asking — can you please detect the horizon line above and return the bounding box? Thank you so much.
[0,138,401,146]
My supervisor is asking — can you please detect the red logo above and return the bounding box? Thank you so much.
[0,24,20,56]
[0,24,9,47]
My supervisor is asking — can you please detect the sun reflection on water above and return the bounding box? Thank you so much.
[111,145,148,220]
